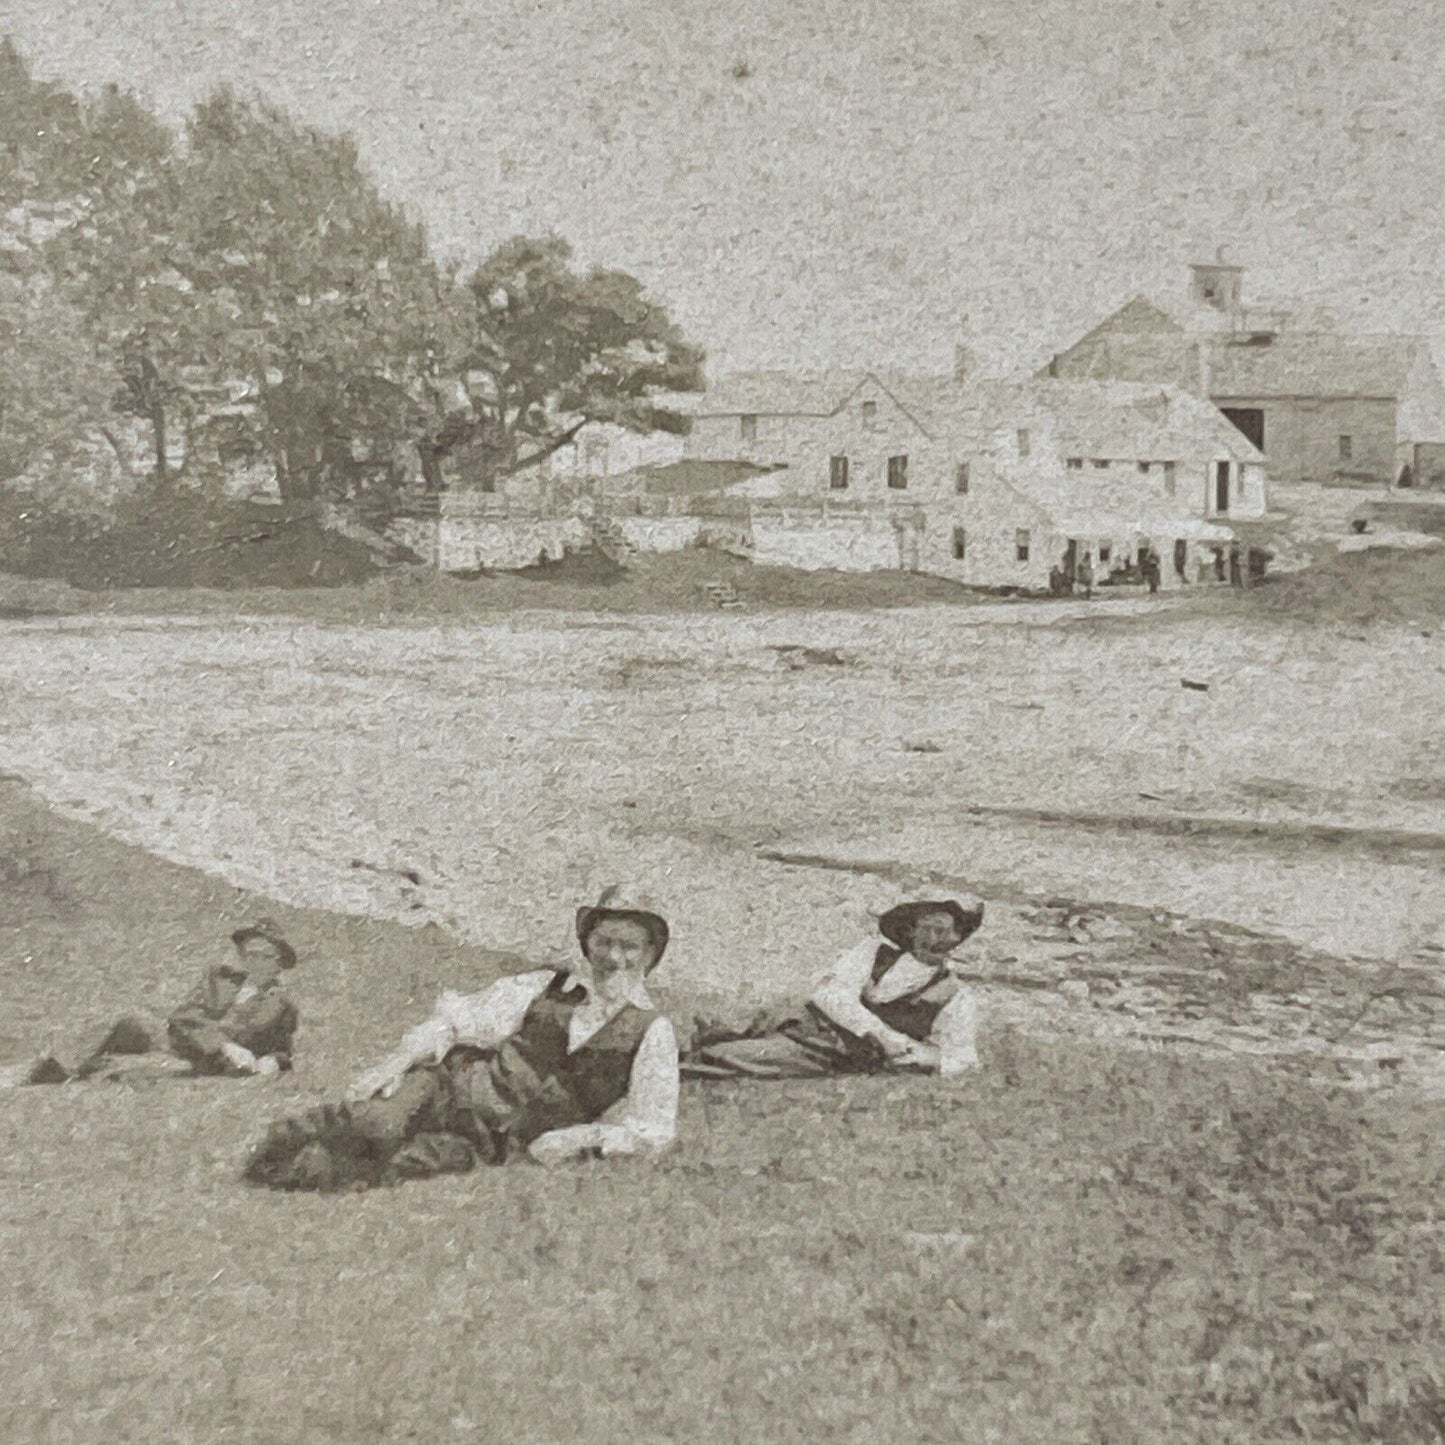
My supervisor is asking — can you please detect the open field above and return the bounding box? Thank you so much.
[2,777,1444,1444]
[1,576,1443,1441]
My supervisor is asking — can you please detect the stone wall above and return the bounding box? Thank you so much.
[381,514,588,572]
[615,516,703,552]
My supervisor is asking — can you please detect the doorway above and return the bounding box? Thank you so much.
[1214,462,1231,513]
[1173,538,1188,580]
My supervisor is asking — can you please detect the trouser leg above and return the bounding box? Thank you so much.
[72,1017,161,1079]
[384,1131,488,1182]
[9,1016,162,1085]
[244,1068,453,1191]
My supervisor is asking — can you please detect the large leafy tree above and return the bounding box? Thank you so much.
[0,38,92,209]
[45,84,192,482]
[1,45,131,487]
[3,42,703,513]
[421,236,704,491]
[170,90,441,502]
[0,275,119,486]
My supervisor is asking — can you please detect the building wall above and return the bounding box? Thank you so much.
[1213,395,1397,484]
[911,508,1055,590]
[1408,442,1445,489]
[615,516,703,552]
[748,514,904,572]
[1055,325,1407,485]
[685,377,934,485]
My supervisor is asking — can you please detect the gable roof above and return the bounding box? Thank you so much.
[1206,333,1427,399]
[1053,293,1436,403]
[674,370,869,417]
[1025,380,1264,462]
[676,369,936,433]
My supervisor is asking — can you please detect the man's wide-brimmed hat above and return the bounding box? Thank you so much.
[575,884,670,966]
[231,918,299,970]
[877,892,984,951]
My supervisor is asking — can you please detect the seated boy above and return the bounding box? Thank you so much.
[0,920,300,1086]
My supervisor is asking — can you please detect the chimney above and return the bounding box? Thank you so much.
[1194,340,1213,397]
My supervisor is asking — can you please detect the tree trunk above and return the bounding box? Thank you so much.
[150,401,168,484]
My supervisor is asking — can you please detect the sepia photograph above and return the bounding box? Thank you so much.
[2,1,1443,1440]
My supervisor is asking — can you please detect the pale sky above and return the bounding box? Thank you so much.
[5,0,1445,378]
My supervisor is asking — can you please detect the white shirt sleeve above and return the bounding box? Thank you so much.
[611,1016,680,1150]
[528,1015,681,1161]
[436,971,555,1051]
[809,940,918,1056]
[395,970,554,1065]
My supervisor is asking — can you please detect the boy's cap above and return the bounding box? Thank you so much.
[575,884,670,966]
[231,918,299,970]
[877,893,985,951]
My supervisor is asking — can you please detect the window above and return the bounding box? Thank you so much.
[1099,543,1112,564]
[1066,457,1083,470]
[1017,428,1031,458]
[829,455,850,490]
[1163,461,1177,497]
[955,462,971,493]
[740,414,758,443]
[862,400,878,431]
[1091,458,1108,469]
[1339,434,1353,461]
[1015,528,1031,562]
[1137,461,1151,474]
[887,454,909,489]
[952,526,967,560]
[1203,283,1218,301]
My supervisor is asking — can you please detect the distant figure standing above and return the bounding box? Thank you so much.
[1077,552,1095,600]
[1141,550,1161,595]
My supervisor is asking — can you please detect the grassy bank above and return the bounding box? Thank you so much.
[1,778,1442,1441]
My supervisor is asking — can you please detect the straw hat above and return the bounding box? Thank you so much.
[575,884,671,966]
[876,892,984,951]
[230,918,299,970]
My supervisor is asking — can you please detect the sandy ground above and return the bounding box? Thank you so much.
[0,601,1439,1019]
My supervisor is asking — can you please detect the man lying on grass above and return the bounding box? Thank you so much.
[244,885,678,1191]
[0,920,301,1087]
[684,892,983,1079]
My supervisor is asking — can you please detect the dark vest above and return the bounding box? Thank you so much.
[447,975,656,1149]
[863,945,953,1043]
